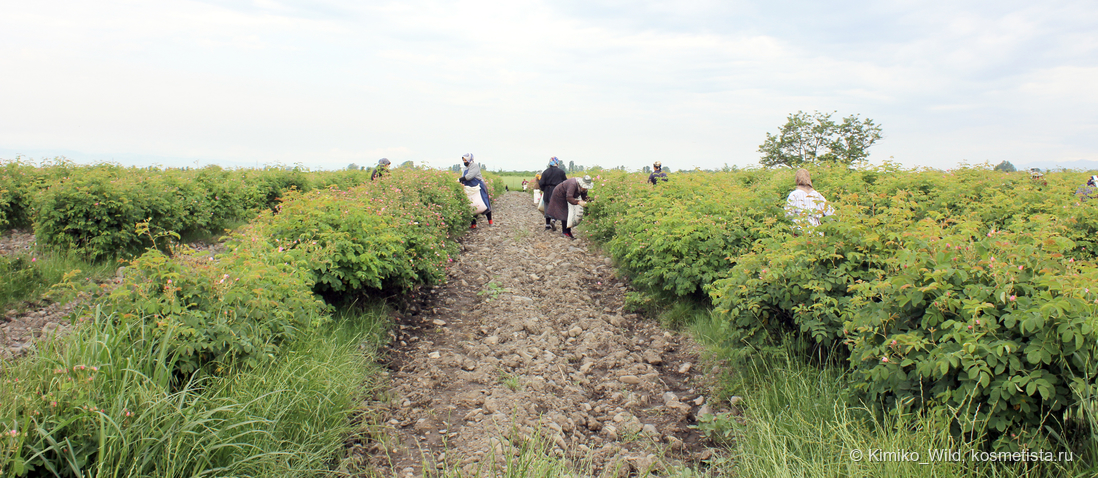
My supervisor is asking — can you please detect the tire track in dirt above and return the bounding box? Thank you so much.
[353,191,715,477]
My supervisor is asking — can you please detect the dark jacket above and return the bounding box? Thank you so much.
[1077,182,1097,201]
[546,177,587,222]
[538,166,567,216]
[648,170,668,185]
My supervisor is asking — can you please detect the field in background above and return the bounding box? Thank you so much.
[493,174,535,192]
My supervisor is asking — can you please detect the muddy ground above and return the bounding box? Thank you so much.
[347,192,723,477]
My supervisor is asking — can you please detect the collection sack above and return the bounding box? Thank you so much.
[464,185,488,214]
[567,203,584,228]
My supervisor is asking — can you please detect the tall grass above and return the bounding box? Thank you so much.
[691,314,1097,478]
[0,249,115,313]
[1,306,389,477]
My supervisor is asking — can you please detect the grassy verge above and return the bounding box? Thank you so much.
[691,312,1097,478]
[0,249,116,313]
[0,305,390,477]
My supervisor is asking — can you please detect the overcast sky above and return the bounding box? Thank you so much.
[1,0,1096,172]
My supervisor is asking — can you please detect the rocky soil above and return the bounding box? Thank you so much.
[0,232,222,360]
[0,231,77,360]
[349,192,720,477]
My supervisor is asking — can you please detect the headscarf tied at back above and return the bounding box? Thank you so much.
[462,153,474,165]
[549,157,561,167]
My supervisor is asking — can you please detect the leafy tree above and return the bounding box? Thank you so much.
[398,160,414,169]
[994,161,1017,172]
[346,163,359,171]
[758,111,883,168]
[642,165,651,173]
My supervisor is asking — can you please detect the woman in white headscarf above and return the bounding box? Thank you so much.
[458,153,493,228]
[546,175,593,239]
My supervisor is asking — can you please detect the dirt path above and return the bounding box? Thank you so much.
[0,231,73,360]
[353,192,715,477]
[0,233,221,360]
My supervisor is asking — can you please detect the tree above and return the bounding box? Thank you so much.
[758,111,883,168]
[994,161,1017,172]
[642,165,651,173]
[398,160,414,169]
[346,163,359,171]
[568,161,575,173]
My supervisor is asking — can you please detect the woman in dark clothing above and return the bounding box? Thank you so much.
[370,158,391,180]
[546,175,592,239]
[648,161,668,185]
[538,157,568,231]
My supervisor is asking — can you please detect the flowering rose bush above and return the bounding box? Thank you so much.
[19,161,379,260]
[587,164,1098,449]
[257,168,471,296]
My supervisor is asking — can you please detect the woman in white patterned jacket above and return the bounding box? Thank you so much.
[784,168,833,232]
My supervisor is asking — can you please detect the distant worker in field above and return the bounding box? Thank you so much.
[1076,175,1098,201]
[1030,168,1048,188]
[784,169,833,231]
[546,175,593,240]
[458,153,493,228]
[538,157,567,231]
[370,158,391,181]
[648,161,668,185]
[522,179,529,191]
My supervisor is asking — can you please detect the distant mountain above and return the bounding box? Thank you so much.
[1014,159,1098,172]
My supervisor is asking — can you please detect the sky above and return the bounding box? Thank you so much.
[1,0,1096,172]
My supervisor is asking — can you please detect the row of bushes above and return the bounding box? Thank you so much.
[1,167,475,475]
[0,158,399,260]
[98,167,472,377]
[584,164,1098,454]
[586,164,1098,298]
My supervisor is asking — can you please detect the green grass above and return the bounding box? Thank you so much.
[176,218,251,245]
[494,175,533,192]
[0,305,390,477]
[690,313,1098,478]
[498,371,523,392]
[0,248,116,313]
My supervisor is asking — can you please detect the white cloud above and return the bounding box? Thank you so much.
[0,0,1095,170]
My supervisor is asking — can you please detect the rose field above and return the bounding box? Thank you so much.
[1,159,1096,477]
